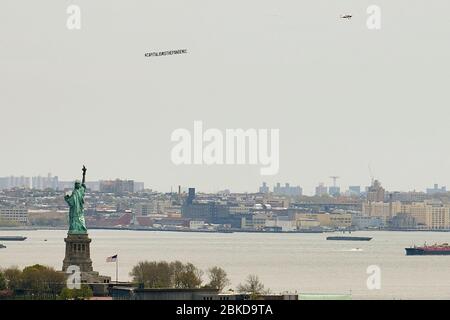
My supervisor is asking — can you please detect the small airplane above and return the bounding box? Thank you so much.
[340,14,352,20]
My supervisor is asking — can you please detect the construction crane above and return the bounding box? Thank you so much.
[329,176,340,187]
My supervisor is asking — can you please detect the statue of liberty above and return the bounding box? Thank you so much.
[64,165,88,234]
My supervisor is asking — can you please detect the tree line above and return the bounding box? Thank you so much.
[0,264,92,300]
[129,260,268,297]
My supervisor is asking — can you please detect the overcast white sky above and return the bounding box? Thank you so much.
[1,1,449,194]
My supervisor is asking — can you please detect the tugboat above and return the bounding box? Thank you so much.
[405,243,450,255]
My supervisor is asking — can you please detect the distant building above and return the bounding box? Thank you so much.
[348,186,361,196]
[0,207,28,224]
[110,287,298,301]
[362,201,401,224]
[111,287,227,300]
[390,191,428,203]
[265,216,297,231]
[134,203,154,216]
[134,182,145,192]
[86,181,101,191]
[0,176,30,189]
[189,220,205,230]
[187,188,196,204]
[315,183,328,196]
[259,182,269,194]
[32,173,58,190]
[293,213,352,229]
[182,189,241,227]
[242,212,270,230]
[58,181,100,191]
[352,215,383,229]
[229,206,251,215]
[328,186,340,197]
[390,213,417,229]
[273,183,302,197]
[426,184,447,195]
[400,202,450,230]
[399,202,429,226]
[100,179,134,194]
[0,177,6,190]
[428,205,450,230]
[367,180,385,202]
[182,202,233,225]
[296,217,321,230]
[134,200,171,215]
[265,197,290,208]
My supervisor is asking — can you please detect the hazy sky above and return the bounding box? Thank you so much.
[1,1,449,194]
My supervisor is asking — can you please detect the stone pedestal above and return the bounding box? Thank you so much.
[62,233,93,272]
[61,232,111,296]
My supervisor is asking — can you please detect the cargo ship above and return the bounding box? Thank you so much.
[326,236,372,241]
[405,243,450,255]
[0,236,27,241]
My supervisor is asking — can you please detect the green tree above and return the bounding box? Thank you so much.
[0,270,6,290]
[129,261,172,288]
[237,274,266,298]
[206,266,230,292]
[2,267,22,291]
[78,284,93,299]
[171,262,203,289]
[59,287,72,300]
[21,264,65,296]
[59,285,93,300]
[129,260,204,289]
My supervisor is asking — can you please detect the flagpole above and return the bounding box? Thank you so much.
[116,256,118,284]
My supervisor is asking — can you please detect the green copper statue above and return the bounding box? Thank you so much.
[65,165,88,234]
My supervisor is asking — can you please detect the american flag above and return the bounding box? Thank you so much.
[106,254,118,262]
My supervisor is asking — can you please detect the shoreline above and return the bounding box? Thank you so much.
[2,226,450,233]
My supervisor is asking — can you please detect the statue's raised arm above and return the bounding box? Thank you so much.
[82,165,87,186]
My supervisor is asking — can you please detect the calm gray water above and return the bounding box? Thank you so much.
[1,229,450,299]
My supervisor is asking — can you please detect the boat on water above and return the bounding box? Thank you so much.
[0,236,27,241]
[327,236,372,241]
[0,244,6,249]
[405,243,450,255]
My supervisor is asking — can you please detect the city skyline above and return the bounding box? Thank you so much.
[0,171,447,196]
